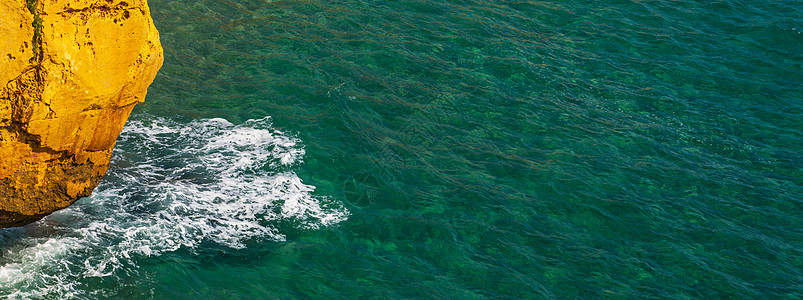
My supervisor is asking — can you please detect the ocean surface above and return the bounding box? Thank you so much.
[1,0,801,298]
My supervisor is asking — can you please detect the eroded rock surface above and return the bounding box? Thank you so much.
[0,0,163,227]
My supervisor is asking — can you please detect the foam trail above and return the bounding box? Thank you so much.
[0,116,348,298]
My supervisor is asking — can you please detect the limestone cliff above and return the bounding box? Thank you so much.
[0,0,163,227]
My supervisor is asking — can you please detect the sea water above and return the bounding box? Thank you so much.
[1,0,800,298]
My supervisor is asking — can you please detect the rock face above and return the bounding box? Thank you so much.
[0,0,163,227]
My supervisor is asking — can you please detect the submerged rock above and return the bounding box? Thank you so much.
[0,0,163,227]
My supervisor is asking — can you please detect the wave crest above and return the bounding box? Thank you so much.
[0,116,347,298]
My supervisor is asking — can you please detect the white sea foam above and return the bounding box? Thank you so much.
[0,116,348,298]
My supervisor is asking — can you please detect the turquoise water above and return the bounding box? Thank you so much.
[2,0,801,298]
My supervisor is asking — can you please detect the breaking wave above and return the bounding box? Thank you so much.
[0,116,348,298]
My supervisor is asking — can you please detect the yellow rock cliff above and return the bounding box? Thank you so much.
[0,0,163,227]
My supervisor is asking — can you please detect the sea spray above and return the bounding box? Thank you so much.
[0,116,348,298]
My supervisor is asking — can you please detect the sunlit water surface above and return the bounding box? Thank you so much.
[1,0,801,298]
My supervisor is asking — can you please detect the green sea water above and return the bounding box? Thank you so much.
[1,0,801,298]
